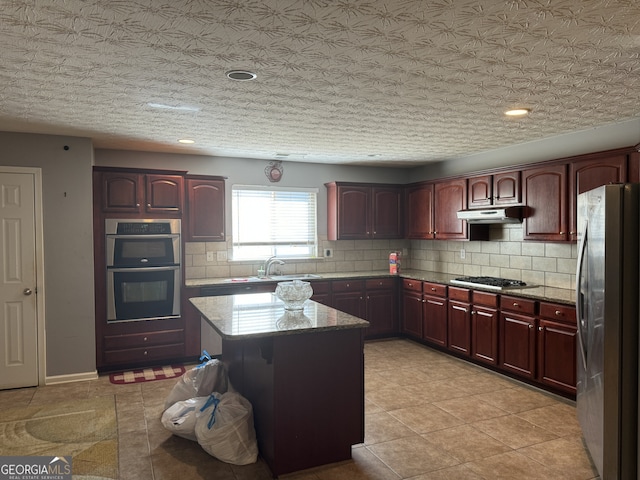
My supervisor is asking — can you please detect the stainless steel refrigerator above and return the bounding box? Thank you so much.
[576,183,639,479]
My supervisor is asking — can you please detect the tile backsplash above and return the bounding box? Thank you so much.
[185,224,577,291]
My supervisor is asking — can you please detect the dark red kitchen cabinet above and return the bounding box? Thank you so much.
[447,287,471,357]
[325,182,403,240]
[537,302,577,395]
[185,175,226,241]
[522,163,567,241]
[423,282,448,347]
[568,153,627,241]
[405,183,434,239]
[470,291,499,366]
[331,280,365,319]
[401,279,423,339]
[499,310,536,379]
[434,178,467,239]
[365,278,397,338]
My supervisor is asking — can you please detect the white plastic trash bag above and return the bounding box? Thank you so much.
[195,392,258,465]
[161,396,208,441]
[164,353,229,410]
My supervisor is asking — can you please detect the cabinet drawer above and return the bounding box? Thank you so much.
[472,290,498,308]
[539,302,576,325]
[366,277,395,290]
[448,286,471,302]
[402,278,422,293]
[424,282,447,297]
[104,343,185,365]
[332,279,364,293]
[500,295,536,315]
[104,329,184,350]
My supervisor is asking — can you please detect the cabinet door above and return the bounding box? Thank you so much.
[405,184,434,239]
[522,164,567,241]
[372,187,402,238]
[423,294,447,347]
[468,176,492,208]
[332,280,365,318]
[537,319,577,395]
[499,311,536,379]
[471,306,498,365]
[145,174,183,213]
[448,300,471,356]
[186,177,225,241]
[434,179,467,239]
[366,289,397,338]
[102,171,143,213]
[568,154,627,241]
[493,171,521,206]
[337,186,370,239]
[402,290,423,338]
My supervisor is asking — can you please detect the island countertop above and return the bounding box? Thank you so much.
[189,292,369,340]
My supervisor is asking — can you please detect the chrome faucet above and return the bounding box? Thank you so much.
[263,255,285,276]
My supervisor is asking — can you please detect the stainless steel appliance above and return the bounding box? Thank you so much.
[106,219,181,322]
[450,276,528,290]
[576,184,639,479]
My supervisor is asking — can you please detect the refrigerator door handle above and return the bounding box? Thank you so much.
[575,221,588,370]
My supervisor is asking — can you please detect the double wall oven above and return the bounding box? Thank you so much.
[106,219,181,322]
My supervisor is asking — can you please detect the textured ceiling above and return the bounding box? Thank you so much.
[1,0,640,166]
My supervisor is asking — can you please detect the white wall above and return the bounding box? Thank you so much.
[0,132,95,377]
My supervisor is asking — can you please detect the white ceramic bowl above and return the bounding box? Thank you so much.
[275,280,313,310]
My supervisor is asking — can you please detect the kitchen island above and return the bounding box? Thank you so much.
[189,293,369,477]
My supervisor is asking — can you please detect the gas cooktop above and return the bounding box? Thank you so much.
[450,276,529,290]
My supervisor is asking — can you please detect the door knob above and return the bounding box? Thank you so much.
[23,288,33,296]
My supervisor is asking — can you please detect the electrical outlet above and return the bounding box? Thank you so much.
[460,249,466,259]
[325,248,333,258]
[217,251,227,261]
[206,251,214,262]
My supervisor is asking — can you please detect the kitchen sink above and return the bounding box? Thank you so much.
[223,273,321,283]
[269,274,322,280]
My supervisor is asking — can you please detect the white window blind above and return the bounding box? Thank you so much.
[232,185,318,260]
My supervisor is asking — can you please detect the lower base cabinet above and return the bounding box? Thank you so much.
[423,282,448,347]
[537,302,577,395]
[401,279,423,338]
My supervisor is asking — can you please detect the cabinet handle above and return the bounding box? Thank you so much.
[555,310,563,316]
[422,299,426,303]
[528,324,533,329]
[471,310,475,315]
[143,350,148,355]
[538,326,543,331]
[136,203,140,207]
[569,231,575,235]
[513,302,519,307]
[147,203,151,207]
[559,231,565,235]
[143,337,148,342]
[378,281,383,286]
[431,287,436,291]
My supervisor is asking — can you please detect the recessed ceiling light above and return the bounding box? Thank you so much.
[178,139,195,144]
[226,70,257,81]
[504,108,531,116]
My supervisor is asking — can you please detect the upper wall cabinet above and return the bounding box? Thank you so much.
[185,175,226,242]
[568,152,627,241]
[468,171,521,209]
[98,168,184,216]
[522,164,567,241]
[434,178,467,240]
[325,182,403,240]
[405,183,434,239]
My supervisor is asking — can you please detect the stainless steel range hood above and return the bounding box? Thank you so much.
[456,206,524,224]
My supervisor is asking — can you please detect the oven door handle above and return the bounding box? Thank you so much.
[107,266,180,273]
[105,234,180,239]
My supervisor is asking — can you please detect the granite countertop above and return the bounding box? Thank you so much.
[190,293,369,340]
[186,269,576,306]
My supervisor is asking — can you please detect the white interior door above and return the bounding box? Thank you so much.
[0,170,39,389]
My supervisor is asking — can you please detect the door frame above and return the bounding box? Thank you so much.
[1,166,46,386]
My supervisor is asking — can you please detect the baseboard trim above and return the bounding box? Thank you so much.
[45,370,99,385]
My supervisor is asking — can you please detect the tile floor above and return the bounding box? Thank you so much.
[0,338,599,479]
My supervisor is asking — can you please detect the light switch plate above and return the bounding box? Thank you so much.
[217,251,228,261]
[206,251,214,262]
